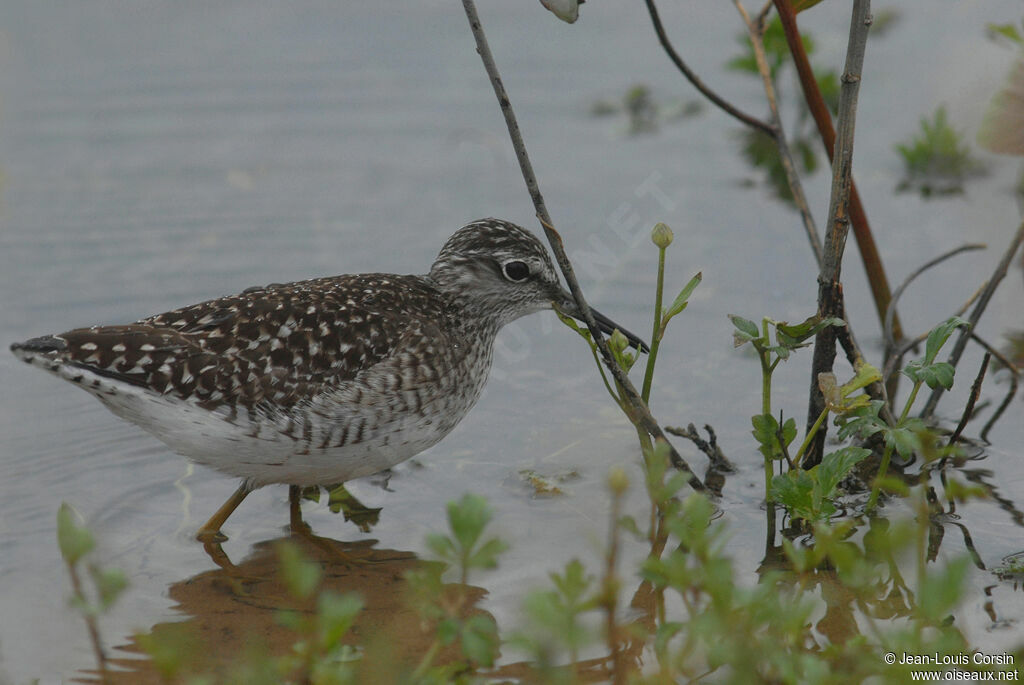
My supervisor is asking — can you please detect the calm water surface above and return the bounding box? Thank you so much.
[1,2,1023,682]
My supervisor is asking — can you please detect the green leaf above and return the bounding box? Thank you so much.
[816,447,870,498]
[840,362,882,396]
[425,533,457,562]
[918,557,971,621]
[729,314,760,347]
[618,515,643,540]
[90,566,128,610]
[751,413,795,460]
[836,400,887,442]
[550,559,593,605]
[446,493,492,554]
[461,614,500,666]
[300,485,321,503]
[663,272,702,322]
[467,537,509,571]
[924,316,969,363]
[654,621,685,655]
[775,315,845,349]
[769,469,815,517]
[751,413,779,454]
[437,618,460,646]
[986,22,1024,46]
[921,361,956,390]
[555,310,594,345]
[57,503,95,565]
[885,425,922,458]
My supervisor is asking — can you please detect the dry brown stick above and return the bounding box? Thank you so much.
[947,352,990,447]
[460,0,704,491]
[772,0,902,341]
[803,0,872,467]
[972,332,1019,443]
[733,1,823,266]
[920,219,1024,419]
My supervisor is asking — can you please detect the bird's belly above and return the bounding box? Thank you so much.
[90,376,472,487]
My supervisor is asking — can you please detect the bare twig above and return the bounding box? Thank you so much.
[733,1,823,266]
[772,0,901,341]
[977,344,1019,443]
[804,0,872,467]
[947,352,990,447]
[460,0,704,490]
[642,0,775,137]
[920,219,1024,419]
[881,243,987,380]
[665,423,735,472]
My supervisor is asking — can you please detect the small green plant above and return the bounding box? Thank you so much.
[57,502,129,683]
[895,106,985,196]
[274,541,365,683]
[729,314,844,493]
[768,445,869,525]
[837,316,969,512]
[405,493,506,678]
[557,222,701,454]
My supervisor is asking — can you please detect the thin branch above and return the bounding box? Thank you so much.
[773,0,902,341]
[974,331,1019,443]
[733,1,823,267]
[803,0,872,467]
[921,219,1024,419]
[460,0,704,491]
[642,0,776,137]
[881,243,987,378]
[947,352,989,447]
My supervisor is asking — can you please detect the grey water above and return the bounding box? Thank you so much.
[1,1,1023,681]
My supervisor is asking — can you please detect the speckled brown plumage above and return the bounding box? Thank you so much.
[53,274,452,411]
[11,218,646,538]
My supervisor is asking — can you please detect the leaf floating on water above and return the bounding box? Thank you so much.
[518,469,580,498]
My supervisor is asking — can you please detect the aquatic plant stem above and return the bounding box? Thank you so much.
[866,380,921,513]
[804,0,872,467]
[760,337,775,494]
[602,478,626,684]
[460,0,704,491]
[794,407,829,467]
[641,244,667,403]
[65,559,110,683]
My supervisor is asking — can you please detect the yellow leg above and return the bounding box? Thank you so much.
[289,485,312,534]
[196,482,253,542]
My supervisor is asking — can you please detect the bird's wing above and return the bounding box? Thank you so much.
[40,274,450,409]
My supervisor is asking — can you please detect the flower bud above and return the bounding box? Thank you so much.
[651,222,674,249]
[608,466,630,495]
[608,328,629,354]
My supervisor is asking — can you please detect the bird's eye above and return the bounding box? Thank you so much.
[502,260,530,282]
